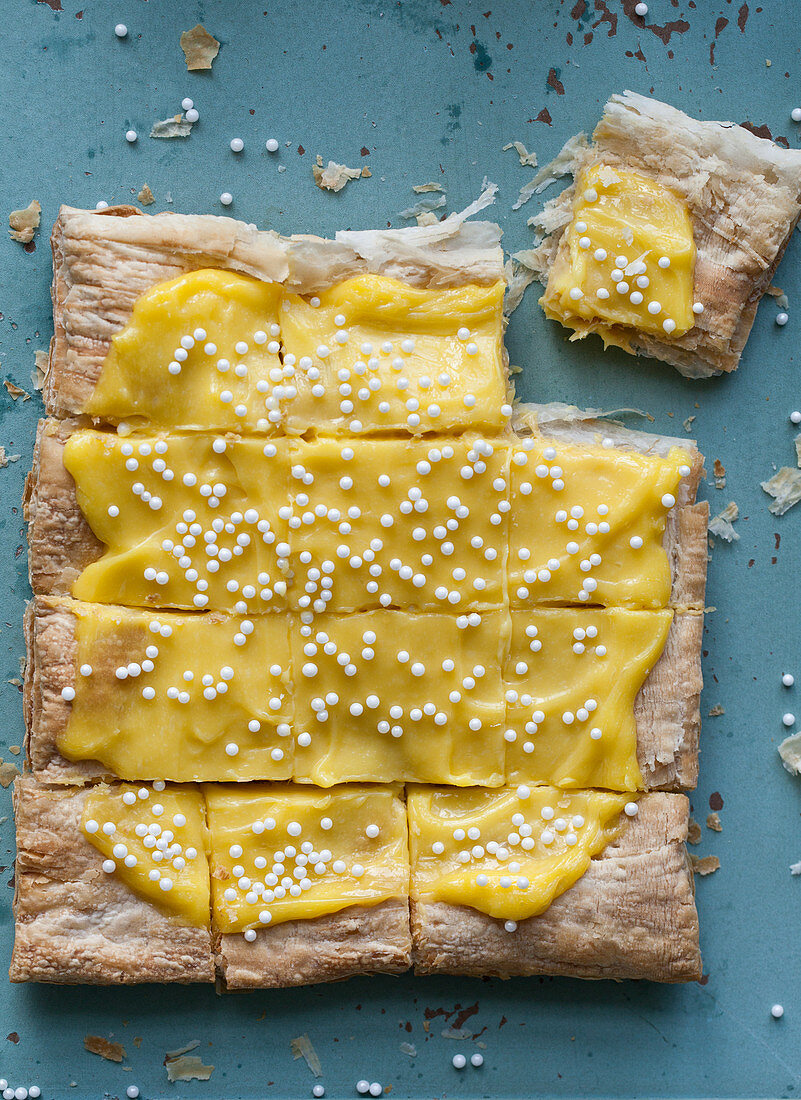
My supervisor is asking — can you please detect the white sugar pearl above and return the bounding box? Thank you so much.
[230,138,244,152]
[266,138,279,152]
[115,23,128,37]
[635,2,648,14]
[127,1089,140,1100]
[220,192,233,206]
[61,686,76,701]
[452,1055,467,1069]
[125,129,137,143]
[790,411,801,425]
[777,312,789,326]
[181,97,194,110]
[793,109,801,123]
[471,1053,484,1067]
[624,802,639,816]
[185,107,199,123]
[772,1004,785,1018]
[783,713,795,727]
[782,673,795,687]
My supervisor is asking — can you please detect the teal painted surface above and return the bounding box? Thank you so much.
[1,1,800,1096]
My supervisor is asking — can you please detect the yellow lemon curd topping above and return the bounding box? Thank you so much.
[205,783,409,934]
[288,436,509,613]
[504,608,673,790]
[509,436,693,609]
[542,165,698,343]
[408,784,636,923]
[63,430,290,613]
[81,782,211,926]
[86,269,510,436]
[88,269,285,431]
[279,275,508,434]
[58,601,292,782]
[291,610,509,787]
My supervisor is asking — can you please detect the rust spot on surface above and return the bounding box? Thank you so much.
[546,67,565,94]
[536,107,553,125]
[297,144,305,155]
[737,3,749,31]
[593,0,618,37]
[37,0,62,8]
[6,1033,20,1044]
[453,1002,480,1029]
[709,791,724,812]
[715,16,729,36]
[571,0,587,18]
[775,532,781,551]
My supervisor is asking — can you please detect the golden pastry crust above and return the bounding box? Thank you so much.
[26,595,701,791]
[410,793,701,982]
[9,776,214,984]
[216,898,412,990]
[527,91,801,378]
[47,204,505,421]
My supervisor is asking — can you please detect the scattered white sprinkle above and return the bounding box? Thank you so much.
[772,1004,785,1019]
[782,673,795,687]
[452,1055,467,1069]
[791,411,801,425]
[313,1087,325,1099]
[115,23,128,37]
[181,97,194,110]
[266,138,280,152]
[61,686,76,701]
[185,107,200,123]
[126,1087,140,1099]
[777,312,789,326]
[793,108,801,123]
[220,192,233,206]
[470,1053,484,1067]
[634,2,648,15]
[624,802,639,817]
[125,129,137,143]
[230,138,244,152]
[783,713,795,727]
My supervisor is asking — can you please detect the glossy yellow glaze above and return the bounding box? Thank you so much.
[81,782,211,925]
[509,436,692,608]
[58,601,293,782]
[280,275,508,434]
[504,607,673,790]
[408,784,632,921]
[63,429,290,612]
[542,165,696,342]
[288,435,509,613]
[205,783,409,932]
[291,610,508,786]
[88,269,285,431]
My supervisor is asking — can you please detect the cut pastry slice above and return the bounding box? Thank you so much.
[288,434,509,613]
[47,205,508,432]
[511,402,708,611]
[205,783,411,988]
[528,91,801,377]
[10,776,214,984]
[25,597,293,783]
[291,609,509,787]
[409,786,701,982]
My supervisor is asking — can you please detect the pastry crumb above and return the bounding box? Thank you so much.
[778,730,801,775]
[137,184,155,206]
[0,446,21,469]
[412,182,444,193]
[290,1034,322,1077]
[713,459,726,488]
[164,1040,214,1082]
[0,760,20,787]
[4,379,30,402]
[150,115,193,140]
[707,704,725,717]
[708,502,739,542]
[312,156,364,193]
[687,818,701,845]
[32,349,48,391]
[706,812,722,832]
[84,1035,126,1062]
[180,24,219,70]
[683,415,696,432]
[503,140,539,168]
[762,467,801,516]
[9,199,41,244]
[691,855,720,876]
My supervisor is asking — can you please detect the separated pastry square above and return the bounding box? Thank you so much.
[28,419,291,613]
[509,433,694,609]
[291,610,508,786]
[205,783,411,988]
[533,91,801,377]
[408,786,701,982]
[10,777,214,984]
[26,597,293,783]
[279,275,509,435]
[81,269,287,432]
[288,436,509,613]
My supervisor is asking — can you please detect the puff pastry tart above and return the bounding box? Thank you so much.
[528,91,801,377]
[13,199,707,985]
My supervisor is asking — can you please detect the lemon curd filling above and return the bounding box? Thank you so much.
[63,429,291,613]
[542,164,698,344]
[58,600,293,782]
[408,784,635,924]
[205,783,409,934]
[503,607,673,791]
[81,781,211,926]
[84,269,510,436]
[509,436,692,609]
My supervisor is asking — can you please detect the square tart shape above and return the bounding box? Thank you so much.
[288,435,510,614]
[27,418,291,614]
[278,274,509,435]
[503,607,702,792]
[410,790,701,983]
[531,90,801,377]
[205,783,411,989]
[9,776,214,984]
[291,609,509,786]
[25,597,293,784]
[508,432,699,610]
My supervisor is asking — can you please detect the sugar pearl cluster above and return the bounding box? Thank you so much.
[568,192,704,332]
[512,439,689,603]
[221,811,384,941]
[84,782,200,893]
